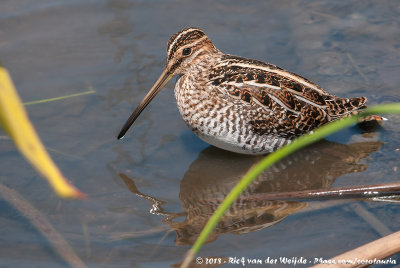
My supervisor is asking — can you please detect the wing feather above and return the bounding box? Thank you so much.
[208,56,367,138]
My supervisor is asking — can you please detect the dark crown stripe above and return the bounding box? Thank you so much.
[167,28,206,61]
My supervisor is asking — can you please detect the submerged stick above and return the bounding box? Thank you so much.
[239,181,400,201]
[194,182,400,207]
[0,184,87,268]
[350,203,392,236]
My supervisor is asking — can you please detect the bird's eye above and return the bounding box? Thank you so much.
[182,47,192,56]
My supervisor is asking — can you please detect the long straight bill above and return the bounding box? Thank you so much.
[117,68,173,139]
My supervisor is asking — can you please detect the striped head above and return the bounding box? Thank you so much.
[117,27,217,139]
[165,27,219,75]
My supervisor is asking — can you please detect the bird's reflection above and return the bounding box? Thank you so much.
[120,139,382,245]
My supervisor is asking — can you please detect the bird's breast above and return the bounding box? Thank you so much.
[173,74,284,154]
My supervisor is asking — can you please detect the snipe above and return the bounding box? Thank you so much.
[118,27,372,155]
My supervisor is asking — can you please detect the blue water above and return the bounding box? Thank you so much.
[1,1,400,267]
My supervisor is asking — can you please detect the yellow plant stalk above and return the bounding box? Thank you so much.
[0,66,85,198]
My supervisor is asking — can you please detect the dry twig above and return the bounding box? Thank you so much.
[0,184,86,268]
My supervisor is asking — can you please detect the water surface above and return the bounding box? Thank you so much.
[1,1,400,267]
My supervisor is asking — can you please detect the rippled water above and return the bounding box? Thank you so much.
[1,1,400,267]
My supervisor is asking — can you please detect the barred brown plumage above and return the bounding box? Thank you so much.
[118,27,373,154]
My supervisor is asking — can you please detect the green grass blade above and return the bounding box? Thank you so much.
[23,89,95,106]
[181,103,400,268]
